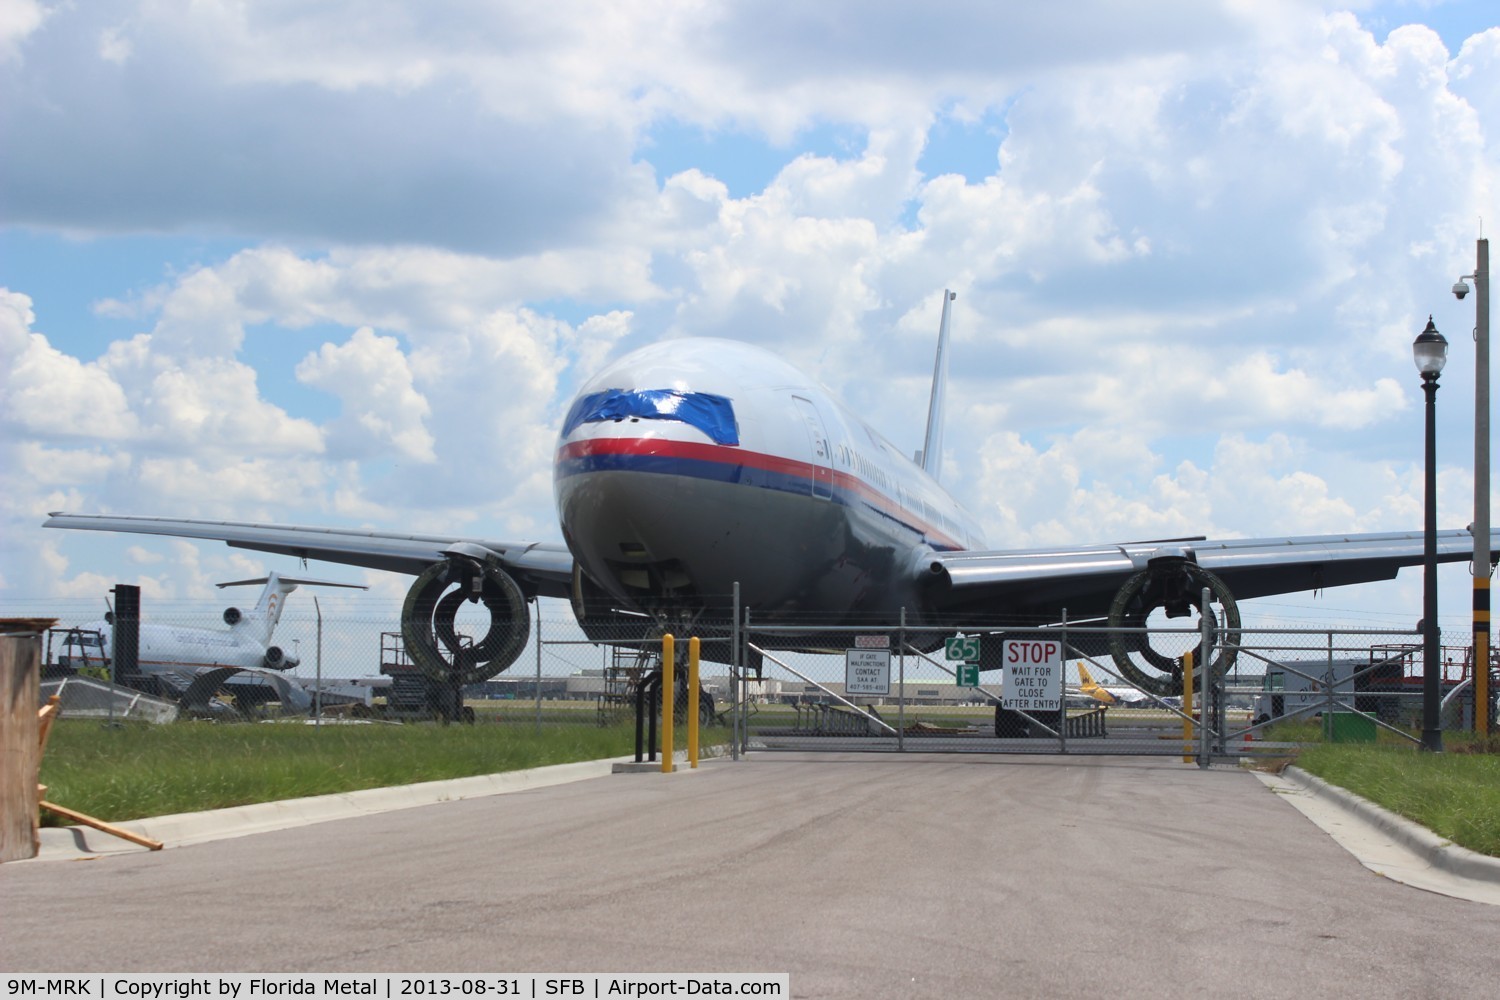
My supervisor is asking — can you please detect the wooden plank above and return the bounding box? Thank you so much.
[38,696,60,754]
[1,632,42,863]
[38,801,164,851]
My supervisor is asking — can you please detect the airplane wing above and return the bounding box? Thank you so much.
[929,529,1494,620]
[42,513,576,600]
[45,514,1495,624]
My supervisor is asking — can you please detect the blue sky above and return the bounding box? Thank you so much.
[1,0,1498,656]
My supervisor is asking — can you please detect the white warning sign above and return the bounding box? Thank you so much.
[1001,638,1062,711]
[845,648,891,696]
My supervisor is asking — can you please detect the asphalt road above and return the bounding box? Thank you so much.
[3,753,1497,998]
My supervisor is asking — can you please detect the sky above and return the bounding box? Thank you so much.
[2,0,1499,655]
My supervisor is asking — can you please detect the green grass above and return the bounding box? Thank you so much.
[44,707,1499,860]
[1294,737,1500,857]
[38,717,663,826]
[1262,717,1415,746]
[1260,719,1327,744]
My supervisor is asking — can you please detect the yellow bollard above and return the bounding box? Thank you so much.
[1181,650,1195,763]
[661,633,675,773]
[688,636,700,769]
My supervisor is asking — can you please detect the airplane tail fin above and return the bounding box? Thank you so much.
[217,573,366,645]
[919,289,955,482]
[217,573,299,645]
[1077,661,1099,690]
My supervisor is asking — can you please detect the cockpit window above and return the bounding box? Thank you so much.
[561,389,740,446]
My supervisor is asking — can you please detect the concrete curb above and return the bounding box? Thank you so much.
[1282,765,1500,885]
[612,744,731,772]
[30,750,719,861]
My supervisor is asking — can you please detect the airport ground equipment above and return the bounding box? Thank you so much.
[377,631,475,723]
[598,646,651,725]
[1246,643,1492,732]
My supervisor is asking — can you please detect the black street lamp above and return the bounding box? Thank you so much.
[1414,316,1448,752]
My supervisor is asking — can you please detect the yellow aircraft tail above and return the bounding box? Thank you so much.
[1076,661,1116,704]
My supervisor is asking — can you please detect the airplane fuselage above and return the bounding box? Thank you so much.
[59,622,294,673]
[553,339,985,623]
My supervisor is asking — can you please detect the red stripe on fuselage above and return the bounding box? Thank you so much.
[556,436,815,480]
[555,436,965,551]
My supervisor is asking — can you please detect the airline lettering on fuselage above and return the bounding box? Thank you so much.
[167,631,236,648]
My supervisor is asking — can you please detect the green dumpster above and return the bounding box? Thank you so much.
[1323,711,1377,743]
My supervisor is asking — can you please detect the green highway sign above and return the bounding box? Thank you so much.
[957,663,980,687]
[945,636,981,662]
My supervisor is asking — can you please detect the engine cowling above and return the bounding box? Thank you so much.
[224,607,243,626]
[263,645,289,670]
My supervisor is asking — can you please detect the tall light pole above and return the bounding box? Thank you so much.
[1415,316,1449,752]
[1454,238,1491,738]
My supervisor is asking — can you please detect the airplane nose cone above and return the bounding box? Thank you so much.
[555,438,706,602]
[551,337,846,615]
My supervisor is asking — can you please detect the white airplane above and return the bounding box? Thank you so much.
[56,572,366,715]
[1071,661,1152,707]
[44,290,1499,711]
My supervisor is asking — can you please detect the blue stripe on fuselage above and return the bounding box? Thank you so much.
[555,450,963,552]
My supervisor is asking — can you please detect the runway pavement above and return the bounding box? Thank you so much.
[3,753,1498,998]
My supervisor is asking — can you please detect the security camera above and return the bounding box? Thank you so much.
[1453,280,1470,300]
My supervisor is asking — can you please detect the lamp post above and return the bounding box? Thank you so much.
[1414,316,1449,752]
[1454,238,1491,739]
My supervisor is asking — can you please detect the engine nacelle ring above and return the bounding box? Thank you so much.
[401,555,531,686]
[1106,560,1241,697]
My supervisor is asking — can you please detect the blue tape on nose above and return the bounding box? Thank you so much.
[561,389,740,446]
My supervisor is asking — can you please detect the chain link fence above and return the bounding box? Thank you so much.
[722,621,1495,762]
[35,603,642,728]
[26,597,1497,762]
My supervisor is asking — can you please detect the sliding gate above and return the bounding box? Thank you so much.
[726,618,1448,763]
